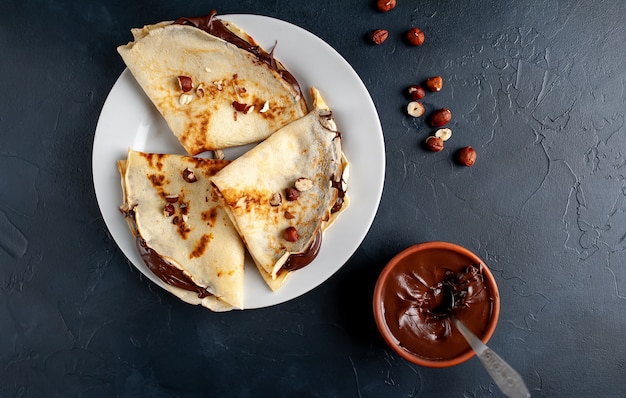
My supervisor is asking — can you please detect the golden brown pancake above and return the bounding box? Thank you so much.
[117,13,308,154]
[119,150,245,311]
[210,90,349,291]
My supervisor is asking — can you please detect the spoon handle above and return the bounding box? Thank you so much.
[477,348,530,398]
[453,318,530,398]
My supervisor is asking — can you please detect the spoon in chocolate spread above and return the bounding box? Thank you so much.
[434,287,531,398]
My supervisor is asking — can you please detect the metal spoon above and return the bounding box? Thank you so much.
[435,287,531,398]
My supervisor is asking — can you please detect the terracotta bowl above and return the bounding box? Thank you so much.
[373,241,500,368]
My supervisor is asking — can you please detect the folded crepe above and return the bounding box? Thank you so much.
[119,150,245,311]
[210,89,349,290]
[117,11,308,155]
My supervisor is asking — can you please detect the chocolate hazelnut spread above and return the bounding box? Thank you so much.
[136,236,213,298]
[379,247,496,361]
[281,173,347,270]
[283,228,322,271]
[331,177,346,213]
[174,10,304,102]
[122,211,212,298]
[281,171,347,272]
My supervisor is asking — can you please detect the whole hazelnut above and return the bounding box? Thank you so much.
[406,28,425,46]
[377,0,396,12]
[424,136,444,152]
[407,85,425,101]
[369,29,389,45]
[425,76,443,92]
[429,108,452,127]
[458,146,477,166]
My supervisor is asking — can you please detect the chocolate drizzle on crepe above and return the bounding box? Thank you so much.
[136,237,214,298]
[282,229,322,271]
[174,10,304,101]
[283,174,345,272]
[123,211,214,299]
[331,176,346,214]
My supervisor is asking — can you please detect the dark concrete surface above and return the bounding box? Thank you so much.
[2,0,626,396]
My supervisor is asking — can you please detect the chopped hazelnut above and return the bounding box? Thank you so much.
[434,128,453,141]
[182,168,197,183]
[177,75,193,92]
[232,101,253,114]
[259,101,270,113]
[163,203,175,217]
[269,192,283,206]
[407,101,425,117]
[165,195,179,203]
[232,101,247,112]
[285,187,300,201]
[295,177,313,192]
[179,93,194,105]
[283,226,299,242]
[196,83,205,98]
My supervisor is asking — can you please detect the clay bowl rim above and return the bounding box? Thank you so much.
[372,241,501,368]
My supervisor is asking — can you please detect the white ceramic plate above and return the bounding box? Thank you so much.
[92,14,385,309]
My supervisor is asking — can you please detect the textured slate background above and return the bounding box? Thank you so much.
[2,0,626,397]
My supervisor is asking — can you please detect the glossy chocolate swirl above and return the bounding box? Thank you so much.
[381,250,495,361]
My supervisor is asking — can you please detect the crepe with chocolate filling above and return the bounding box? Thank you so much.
[117,11,308,155]
[119,150,245,311]
[210,89,349,291]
